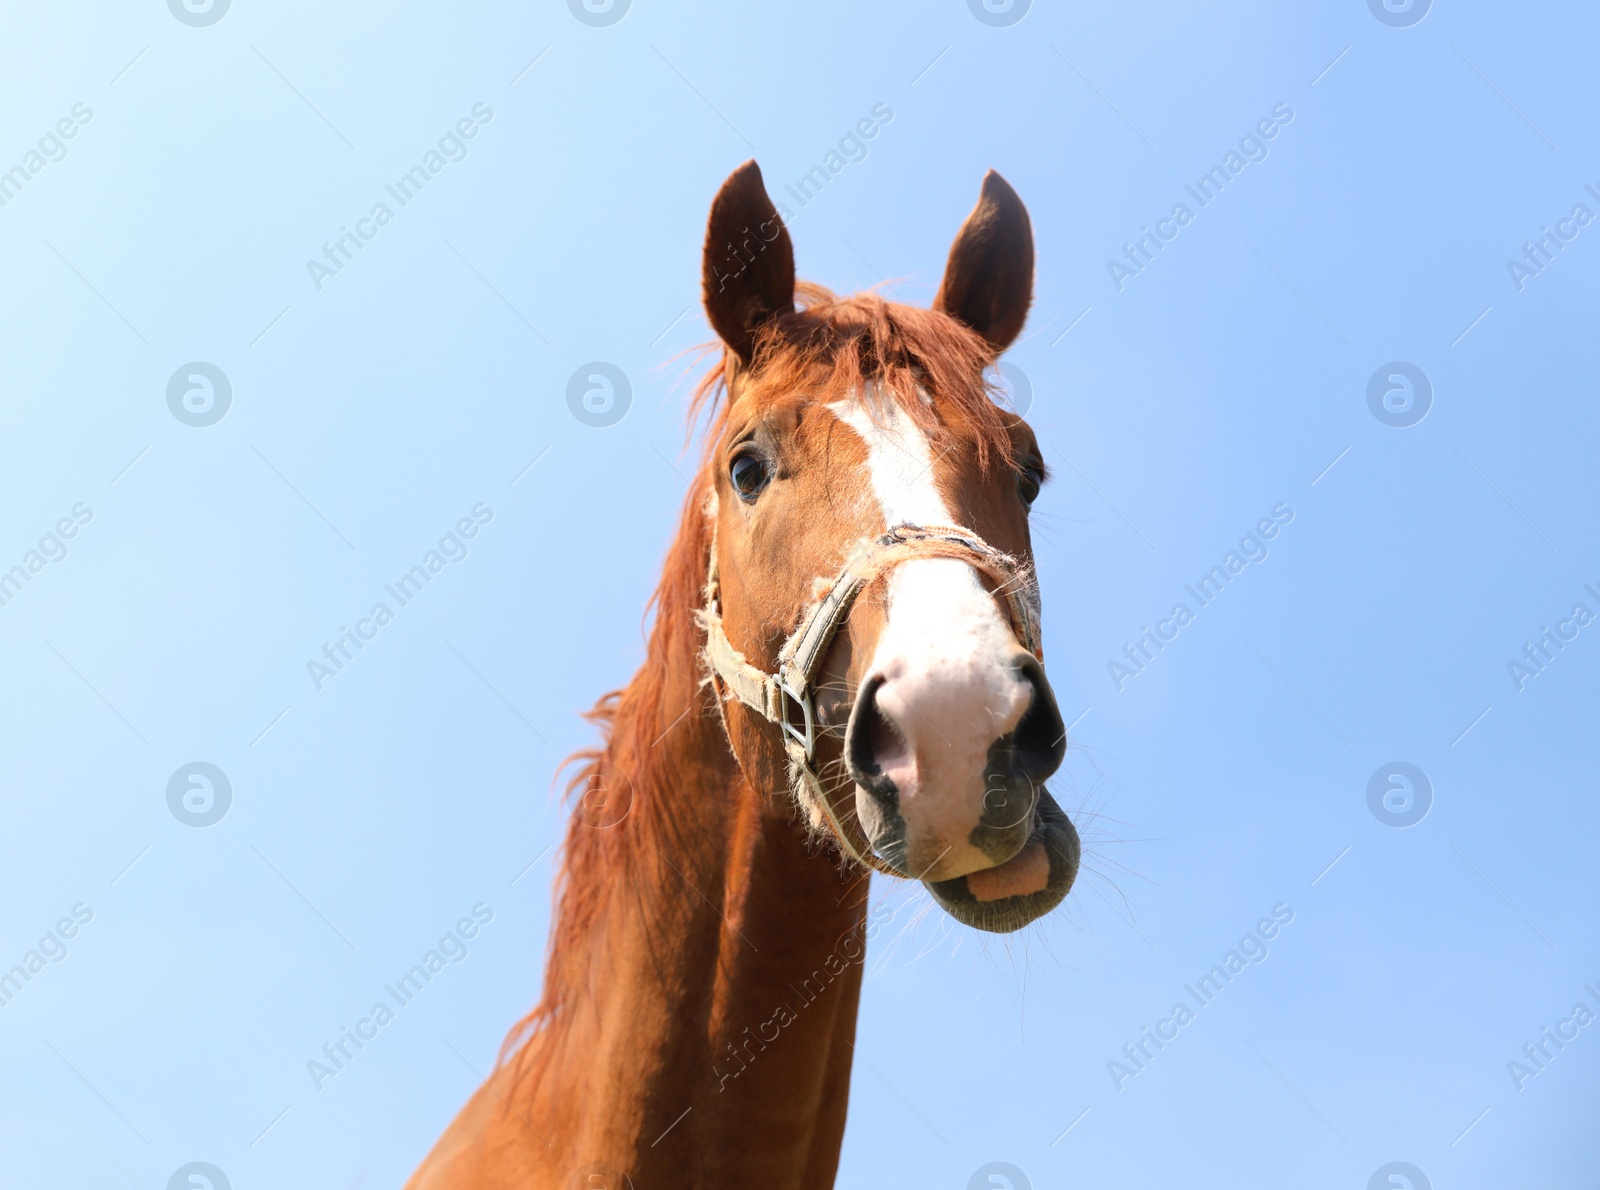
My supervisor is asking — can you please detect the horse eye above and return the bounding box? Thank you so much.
[1017,465,1043,507]
[729,453,772,501]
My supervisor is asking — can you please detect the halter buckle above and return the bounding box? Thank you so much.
[775,674,817,761]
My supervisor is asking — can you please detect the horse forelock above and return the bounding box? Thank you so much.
[690,281,1019,473]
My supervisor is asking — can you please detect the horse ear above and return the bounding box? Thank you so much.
[702,160,796,363]
[933,170,1034,353]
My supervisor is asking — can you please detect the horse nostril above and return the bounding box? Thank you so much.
[1008,654,1066,785]
[845,674,901,806]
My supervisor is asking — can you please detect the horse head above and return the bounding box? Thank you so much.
[697,161,1079,933]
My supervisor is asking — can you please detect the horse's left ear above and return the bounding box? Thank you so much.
[702,160,796,364]
[934,170,1034,353]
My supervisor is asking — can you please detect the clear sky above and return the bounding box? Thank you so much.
[1,1,1596,1187]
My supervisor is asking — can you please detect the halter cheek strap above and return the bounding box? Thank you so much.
[698,521,1042,875]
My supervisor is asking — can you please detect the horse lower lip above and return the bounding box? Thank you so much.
[965,831,1051,902]
[919,792,1080,933]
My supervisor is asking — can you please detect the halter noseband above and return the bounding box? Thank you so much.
[699,521,1042,875]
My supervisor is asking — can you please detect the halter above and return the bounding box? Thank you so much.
[699,520,1042,875]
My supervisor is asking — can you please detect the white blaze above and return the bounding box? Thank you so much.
[827,393,951,526]
[828,393,1031,874]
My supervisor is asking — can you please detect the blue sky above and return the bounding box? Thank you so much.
[1,1,1596,1187]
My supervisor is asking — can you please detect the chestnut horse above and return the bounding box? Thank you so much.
[408,162,1079,1189]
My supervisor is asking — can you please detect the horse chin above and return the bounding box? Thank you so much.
[922,791,1079,934]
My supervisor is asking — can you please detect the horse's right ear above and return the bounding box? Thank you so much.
[702,160,795,364]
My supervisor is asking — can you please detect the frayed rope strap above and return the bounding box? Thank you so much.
[698,521,1042,875]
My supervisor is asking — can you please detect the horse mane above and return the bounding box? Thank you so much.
[691,281,1018,471]
[498,283,1019,1079]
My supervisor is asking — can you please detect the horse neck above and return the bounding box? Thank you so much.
[523,576,872,1186]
